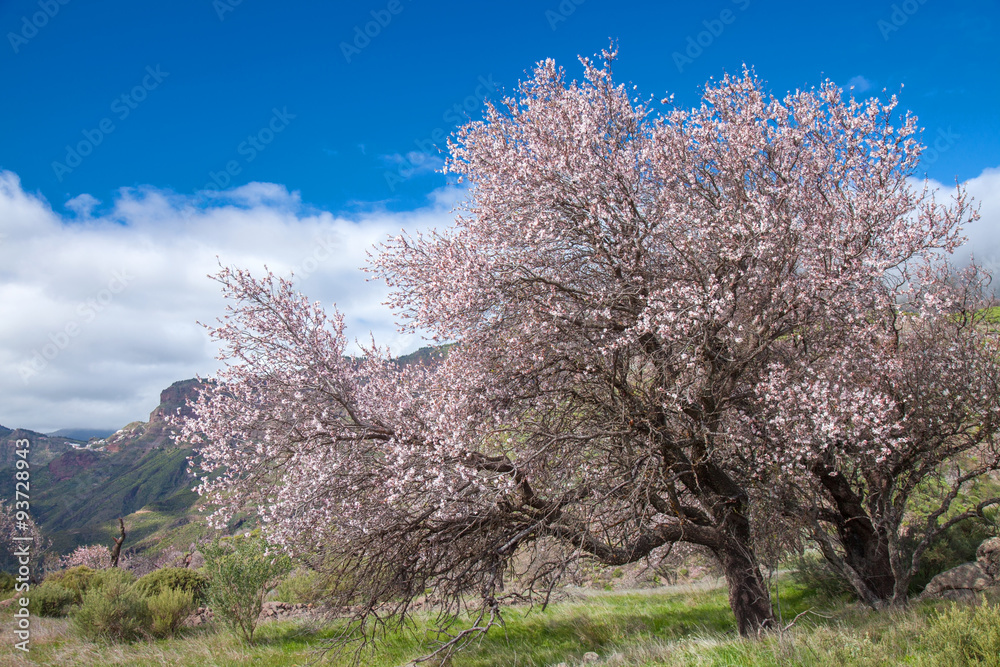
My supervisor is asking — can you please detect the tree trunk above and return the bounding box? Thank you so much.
[812,461,895,603]
[715,520,775,636]
[110,518,126,568]
[838,523,894,602]
[683,456,776,635]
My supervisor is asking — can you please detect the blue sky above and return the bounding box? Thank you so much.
[3,0,997,211]
[1,0,998,431]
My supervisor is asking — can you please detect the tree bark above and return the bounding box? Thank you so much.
[714,513,775,636]
[812,462,895,602]
[669,452,776,635]
[839,524,894,602]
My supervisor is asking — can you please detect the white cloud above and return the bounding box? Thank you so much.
[954,167,1000,274]
[380,151,446,178]
[64,193,100,218]
[846,75,872,92]
[0,172,457,432]
[922,167,1000,276]
[1,164,997,433]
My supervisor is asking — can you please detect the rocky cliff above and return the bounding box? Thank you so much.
[101,379,206,452]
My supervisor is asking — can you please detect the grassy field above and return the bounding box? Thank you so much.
[4,582,1000,667]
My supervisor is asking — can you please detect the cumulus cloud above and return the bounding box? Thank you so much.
[1,165,997,433]
[64,193,100,218]
[952,167,1000,275]
[0,172,457,432]
[913,167,1000,277]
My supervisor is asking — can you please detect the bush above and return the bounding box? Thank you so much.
[44,565,100,604]
[94,567,135,586]
[28,582,77,617]
[270,567,325,604]
[147,587,194,638]
[922,599,1000,664]
[0,571,15,594]
[202,534,292,644]
[73,568,150,642]
[135,567,209,604]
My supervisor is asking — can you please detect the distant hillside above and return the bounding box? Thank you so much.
[0,380,208,555]
[99,378,206,452]
[0,427,77,467]
[46,428,116,441]
[394,344,452,367]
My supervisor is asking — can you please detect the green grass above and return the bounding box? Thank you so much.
[6,583,999,666]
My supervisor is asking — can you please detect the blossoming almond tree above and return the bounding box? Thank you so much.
[372,51,974,629]
[181,49,979,649]
[757,262,1000,606]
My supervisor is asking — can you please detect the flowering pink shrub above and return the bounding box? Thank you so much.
[60,544,112,570]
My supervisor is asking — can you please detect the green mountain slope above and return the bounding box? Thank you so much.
[0,380,207,555]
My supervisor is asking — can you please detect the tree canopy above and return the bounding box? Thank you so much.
[178,50,997,654]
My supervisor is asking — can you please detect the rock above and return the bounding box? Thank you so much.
[183,606,215,627]
[918,537,1000,601]
[976,537,1000,579]
[187,550,205,569]
[934,588,981,603]
[919,562,993,601]
[258,600,316,622]
[582,652,600,663]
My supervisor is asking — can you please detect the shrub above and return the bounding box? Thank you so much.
[135,567,209,604]
[922,599,1000,664]
[0,571,15,594]
[147,587,194,638]
[28,582,76,617]
[270,567,326,604]
[202,534,292,644]
[73,568,150,642]
[90,567,136,591]
[44,565,100,604]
